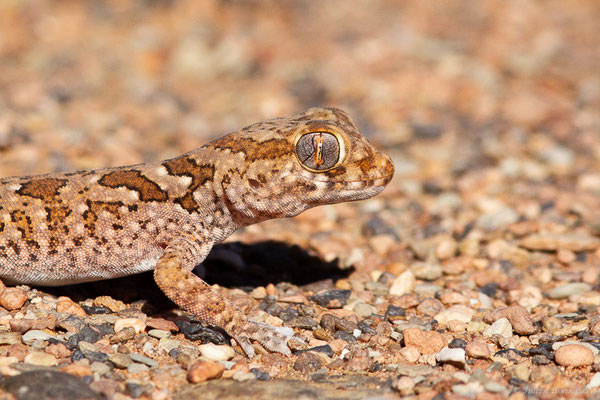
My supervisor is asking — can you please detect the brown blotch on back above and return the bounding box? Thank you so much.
[209,137,290,161]
[83,200,124,237]
[98,170,168,202]
[10,209,37,247]
[163,156,215,213]
[45,205,73,250]
[17,177,67,201]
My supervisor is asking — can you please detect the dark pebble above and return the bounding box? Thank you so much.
[369,362,383,373]
[176,320,228,344]
[448,338,467,349]
[528,344,554,360]
[71,349,85,362]
[91,323,115,337]
[288,316,317,330]
[250,368,271,381]
[385,305,406,321]
[495,348,528,359]
[293,351,323,373]
[79,325,102,343]
[125,382,145,398]
[479,283,498,298]
[0,370,102,400]
[411,123,443,139]
[532,355,551,365]
[508,377,526,388]
[67,334,81,350]
[47,337,68,347]
[333,331,356,343]
[81,305,112,315]
[310,290,350,309]
[110,326,136,344]
[82,351,109,363]
[57,315,85,332]
[279,307,300,322]
[363,215,394,237]
[261,302,284,316]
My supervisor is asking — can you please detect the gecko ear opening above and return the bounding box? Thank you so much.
[295,132,340,171]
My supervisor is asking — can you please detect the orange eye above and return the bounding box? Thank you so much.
[296,132,340,171]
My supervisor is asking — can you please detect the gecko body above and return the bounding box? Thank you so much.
[0,108,394,356]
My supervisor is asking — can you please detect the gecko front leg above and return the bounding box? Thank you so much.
[153,237,291,357]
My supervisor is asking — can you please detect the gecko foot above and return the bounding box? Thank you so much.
[232,320,293,357]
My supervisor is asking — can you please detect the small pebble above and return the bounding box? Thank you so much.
[465,340,491,359]
[187,360,225,383]
[483,306,535,335]
[232,371,257,382]
[309,290,350,309]
[0,288,27,310]
[56,298,87,317]
[435,238,457,260]
[353,302,376,318]
[547,283,592,299]
[110,326,136,344]
[389,270,415,296]
[146,318,179,332]
[109,353,133,369]
[21,330,52,345]
[402,328,446,354]
[130,352,158,368]
[127,363,149,374]
[436,347,467,369]
[93,296,127,312]
[555,344,594,367]
[90,361,111,375]
[434,305,474,324]
[114,318,146,334]
[398,346,420,363]
[417,298,443,316]
[411,262,443,280]
[484,318,512,338]
[148,329,171,339]
[60,363,93,378]
[519,233,600,251]
[0,332,21,345]
[24,351,57,367]
[198,343,235,362]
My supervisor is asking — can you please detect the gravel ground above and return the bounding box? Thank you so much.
[0,1,599,399]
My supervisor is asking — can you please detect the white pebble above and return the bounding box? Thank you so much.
[389,270,415,296]
[436,347,467,369]
[484,318,512,338]
[198,343,235,362]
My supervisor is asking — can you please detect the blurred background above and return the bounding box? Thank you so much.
[0,0,598,199]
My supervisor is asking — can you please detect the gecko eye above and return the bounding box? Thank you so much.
[296,132,340,171]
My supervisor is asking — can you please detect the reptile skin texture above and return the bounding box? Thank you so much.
[0,107,394,357]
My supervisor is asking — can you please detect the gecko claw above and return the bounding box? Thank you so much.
[233,320,293,357]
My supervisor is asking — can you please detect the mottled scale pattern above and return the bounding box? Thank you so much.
[0,107,394,357]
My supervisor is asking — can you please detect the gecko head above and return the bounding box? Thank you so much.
[210,107,394,222]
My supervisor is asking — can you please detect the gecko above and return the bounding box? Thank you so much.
[0,107,394,357]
